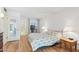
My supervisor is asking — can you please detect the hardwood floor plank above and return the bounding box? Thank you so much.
[3,39,79,52]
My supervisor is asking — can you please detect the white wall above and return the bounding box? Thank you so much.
[0,18,3,33]
[20,15,28,35]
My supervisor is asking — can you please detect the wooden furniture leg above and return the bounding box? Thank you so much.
[70,44,72,52]
[75,41,77,52]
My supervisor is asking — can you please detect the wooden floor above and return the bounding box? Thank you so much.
[3,40,19,52]
[36,44,69,52]
[3,35,79,52]
[3,40,79,52]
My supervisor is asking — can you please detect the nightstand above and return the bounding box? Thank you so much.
[60,37,77,52]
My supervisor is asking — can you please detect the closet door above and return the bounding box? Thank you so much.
[3,12,20,45]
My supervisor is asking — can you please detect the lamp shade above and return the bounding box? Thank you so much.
[42,26,48,32]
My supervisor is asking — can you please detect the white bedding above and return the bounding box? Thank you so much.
[28,33,59,51]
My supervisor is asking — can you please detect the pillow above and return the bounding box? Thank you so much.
[41,31,52,35]
[52,32,58,36]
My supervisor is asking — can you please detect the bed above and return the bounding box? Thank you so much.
[28,32,61,51]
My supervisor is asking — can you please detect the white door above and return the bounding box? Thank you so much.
[8,15,20,41]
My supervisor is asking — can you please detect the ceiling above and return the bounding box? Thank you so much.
[5,7,79,18]
[6,7,64,14]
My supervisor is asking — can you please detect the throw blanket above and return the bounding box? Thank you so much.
[28,33,59,51]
